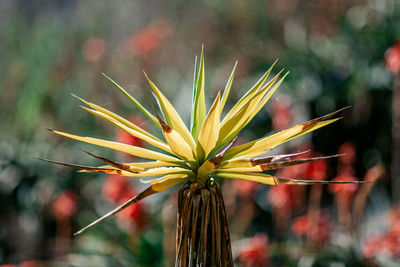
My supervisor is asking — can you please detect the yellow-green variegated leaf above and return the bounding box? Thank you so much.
[220,158,253,168]
[49,129,182,164]
[102,73,161,129]
[73,95,159,141]
[96,160,182,171]
[151,177,188,192]
[81,107,173,153]
[218,166,263,173]
[214,172,276,185]
[220,61,237,113]
[246,72,288,123]
[215,70,283,151]
[224,119,340,160]
[222,60,277,123]
[141,174,188,192]
[156,115,196,163]
[127,161,181,168]
[191,47,206,141]
[141,173,188,184]
[115,167,193,177]
[144,73,197,153]
[197,92,221,159]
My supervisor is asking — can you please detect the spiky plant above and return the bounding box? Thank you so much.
[43,49,362,266]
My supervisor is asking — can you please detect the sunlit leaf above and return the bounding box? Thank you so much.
[191,46,206,141]
[197,92,221,159]
[48,129,182,163]
[156,114,196,163]
[220,61,238,113]
[144,72,197,153]
[102,73,161,128]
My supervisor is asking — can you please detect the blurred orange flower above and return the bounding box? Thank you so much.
[52,190,78,220]
[117,190,147,229]
[102,175,129,202]
[385,42,400,74]
[129,19,172,56]
[329,174,359,198]
[338,142,356,166]
[291,212,331,245]
[237,234,269,267]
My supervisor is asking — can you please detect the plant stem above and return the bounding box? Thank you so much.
[175,181,233,267]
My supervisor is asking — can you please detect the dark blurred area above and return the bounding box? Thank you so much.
[0,0,399,266]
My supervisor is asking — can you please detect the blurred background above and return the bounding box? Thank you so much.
[0,0,399,266]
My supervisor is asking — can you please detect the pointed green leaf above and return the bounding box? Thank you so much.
[222,60,277,123]
[191,47,206,141]
[102,73,161,129]
[49,129,182,163]
[220,61,238,113]
[144,72,197,153]
[215,70,284,151]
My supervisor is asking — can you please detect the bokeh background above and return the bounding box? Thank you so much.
[1,0,399,266]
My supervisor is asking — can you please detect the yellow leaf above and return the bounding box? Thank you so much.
[81,107,173,153]
[156,114,196,163]
[224,119,340,160]
[222,60,277,122]
[141,174,188,184]
[49,129,182,164]
[118,167,193,177]
[216,70,283,150]
[218,166,263,173]
[73,94,159,141]
[213,172,276,185]
[197,92,221,158]
[144,72,197,153]
[126,161,181,168]
[96,160,182,170]
[247,72,288,123]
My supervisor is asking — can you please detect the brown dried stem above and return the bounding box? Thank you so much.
[175,181,233,267]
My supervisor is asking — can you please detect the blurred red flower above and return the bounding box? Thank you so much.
[291,212,331,245]
[363,235,381,258]
[130,19,172,56]
[268,184,295,213]
[19,261,39,267]
[329,174,359,198]
[237,234,269,267]
[291,215,309,236]
[304,152,328,180]
[102,175,129,202]
[117,190,147,229]
[232,179,260,198]
[52,190,78,220]
[83,38,107,62]
[338,142,356,166]
[385,42,400,74]
[102,174,148,230]
[271,94,292,131]
[364,232,400,258]
[387,203,400,225]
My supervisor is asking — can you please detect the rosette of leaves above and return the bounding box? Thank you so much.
[42,48,361,266]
